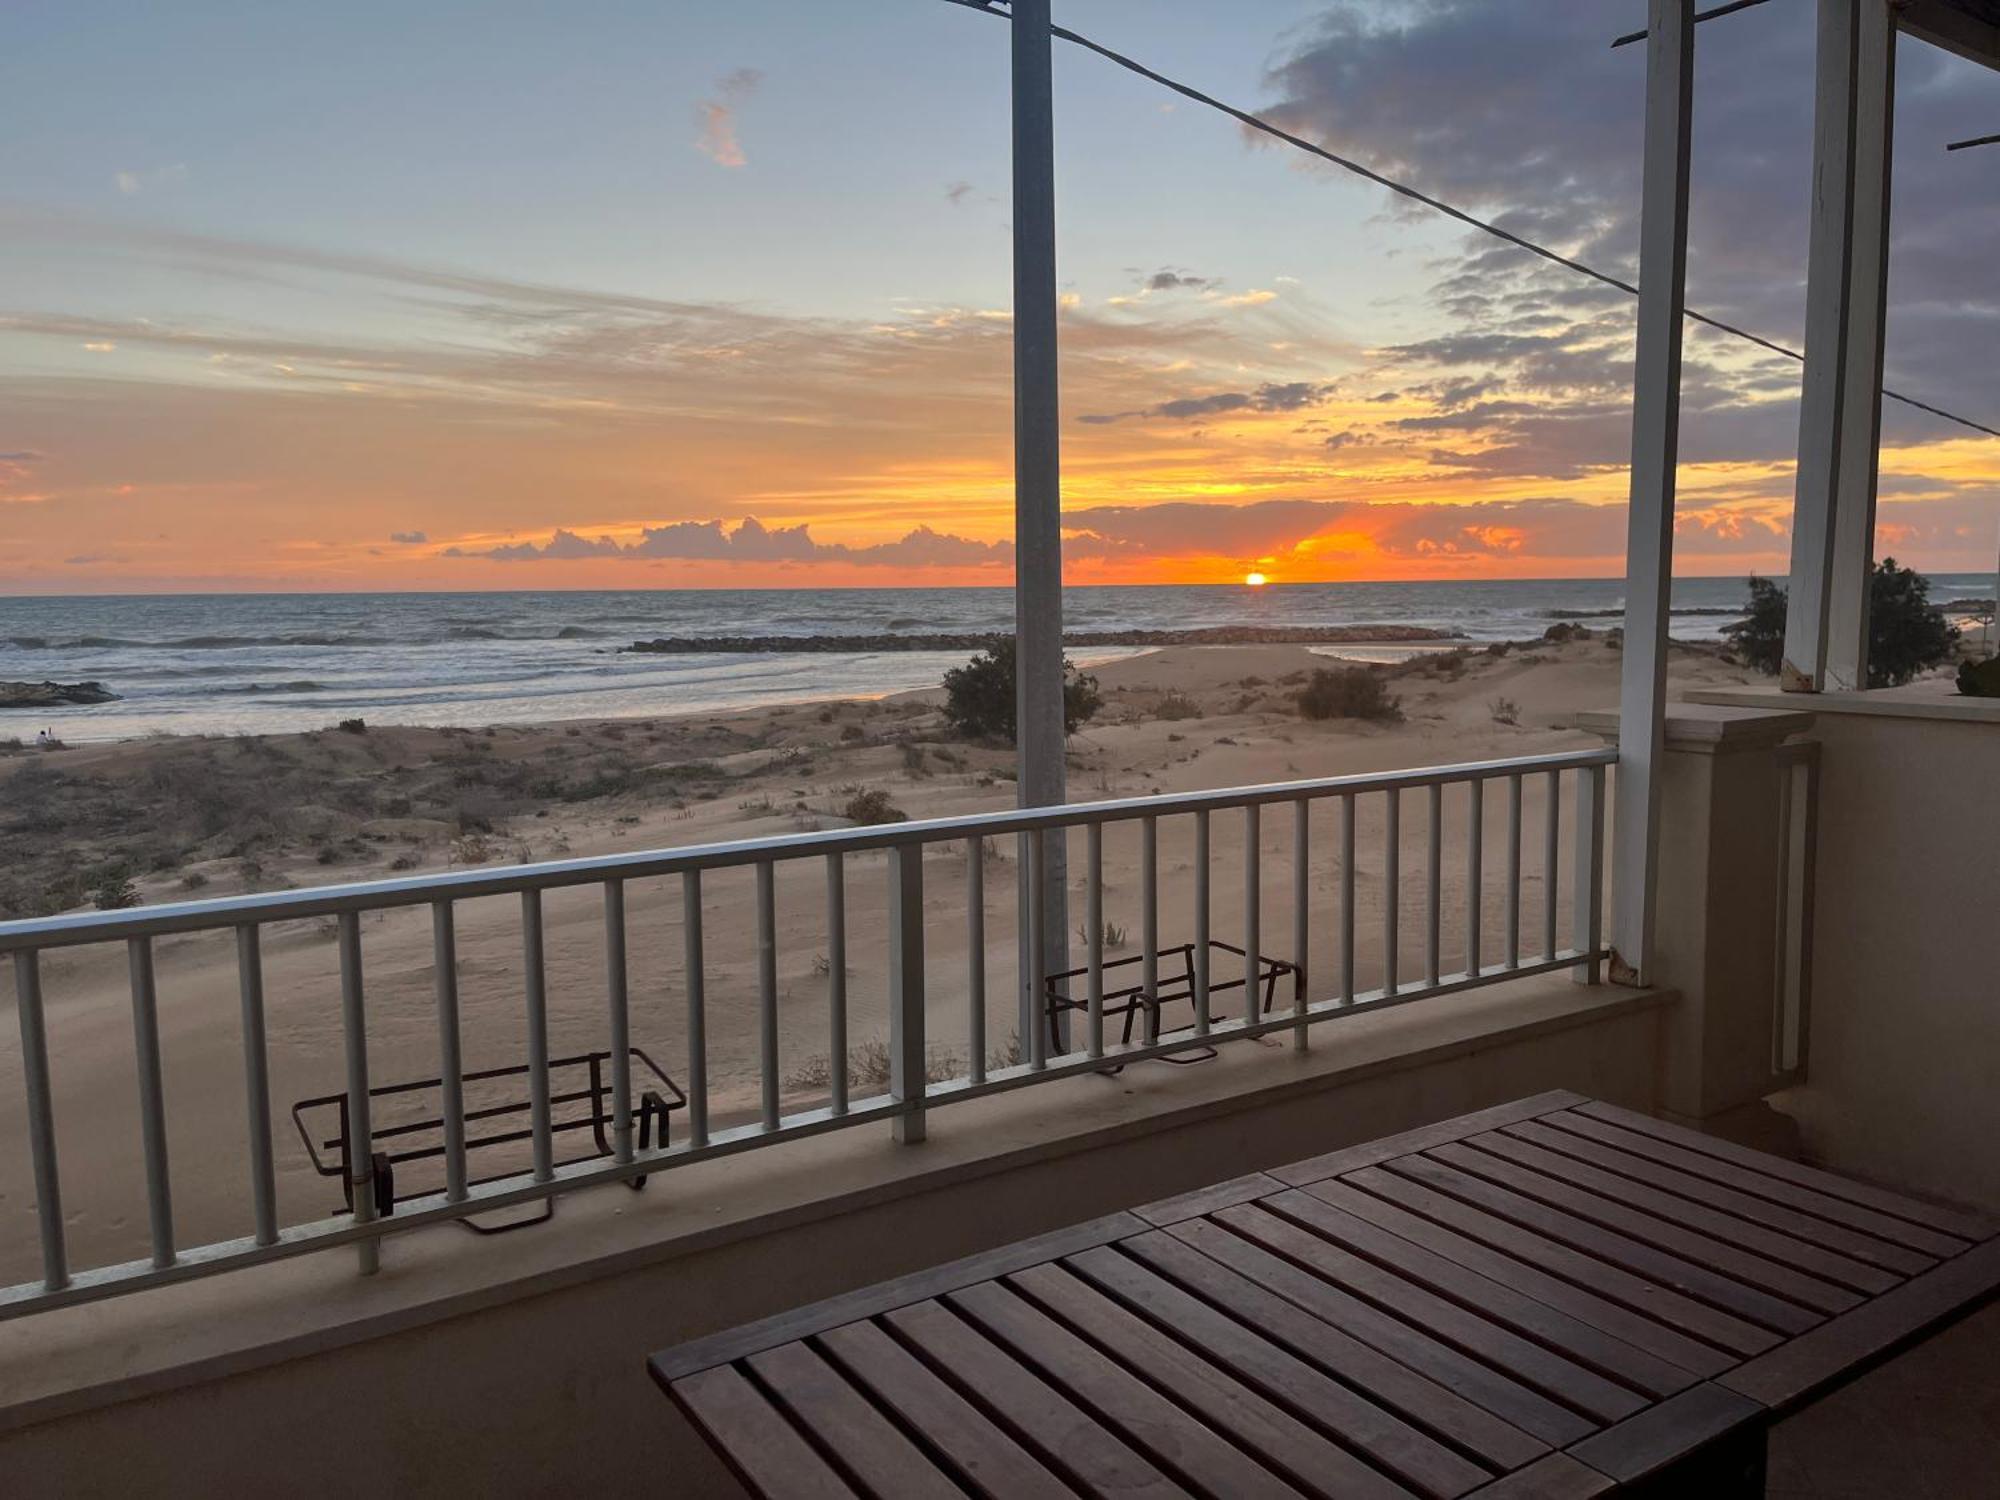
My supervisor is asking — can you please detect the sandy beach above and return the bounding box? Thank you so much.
[0,634,1763,1285]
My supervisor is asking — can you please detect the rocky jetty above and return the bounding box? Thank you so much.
[625,625,1456,655]
[0,679,121,708]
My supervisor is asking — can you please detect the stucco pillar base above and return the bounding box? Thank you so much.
[1580,705,1814,1122]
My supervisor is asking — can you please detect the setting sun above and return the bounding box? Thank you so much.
[1243,572,1269,587]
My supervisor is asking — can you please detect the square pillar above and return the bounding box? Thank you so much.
[1583,706,1815,1121]
[1784,0,1896,692]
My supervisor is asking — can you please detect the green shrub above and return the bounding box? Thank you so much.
[1294,667,1402,723]
[941,638,1101,742]
[842,788,907,826]
[1154,691,1201,721]
[1959,656,2000,698]
[91,872,140,910]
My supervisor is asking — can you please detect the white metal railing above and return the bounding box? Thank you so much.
[1,748,1611,1319]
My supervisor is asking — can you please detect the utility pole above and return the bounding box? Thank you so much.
[1011,0,1070,1051]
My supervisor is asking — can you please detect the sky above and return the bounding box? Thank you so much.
[3,0,1998,594]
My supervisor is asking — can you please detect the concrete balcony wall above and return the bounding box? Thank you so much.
[1693,686,2000,1211]
[0,975,1667,1498]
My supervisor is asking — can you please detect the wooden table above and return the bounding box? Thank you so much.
[649,1090,2000,1497]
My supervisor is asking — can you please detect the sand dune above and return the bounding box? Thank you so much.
[0,635,1762,1284]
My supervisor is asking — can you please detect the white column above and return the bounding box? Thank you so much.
[1610,0,1695,985]
[1011,0,1070,1046]
[1785,0,1895,692]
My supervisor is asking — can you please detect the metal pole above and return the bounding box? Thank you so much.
[1011,0,1070,1050]
[1610,0,1694,984]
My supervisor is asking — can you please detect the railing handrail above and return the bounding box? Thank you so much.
[0,746,1613,952]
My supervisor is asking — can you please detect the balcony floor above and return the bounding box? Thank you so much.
[1768,1298,2000,1498]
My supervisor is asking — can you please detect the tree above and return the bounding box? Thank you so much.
[1721,576,1787,676]
[1868,557,1960,687]
[1722,560,1958,688]
[941,637,1102,742]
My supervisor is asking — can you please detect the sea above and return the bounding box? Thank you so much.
[3,576,1992,743]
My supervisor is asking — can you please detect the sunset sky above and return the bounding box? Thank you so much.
[4,0,1998,593]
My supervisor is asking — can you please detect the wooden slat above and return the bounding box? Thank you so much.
[1431,1140,1856,1319]
[669,1365,859,1500]
[947,1279,1305,1499]
[746,1342,963,1500]
[1549,1110,1964,1260]
[1494,1121,1897,1296]
[651,1212,1145,1381]
[1134,1171,1284,1228]
[881,1299,1185,1499]
[817,1320,1073,1500]
[1573,1100,1996,1243]
[1124,1229,1540,1480]
[1562,1383,1765,1488]
[1066,1243,1483,1499]
[1304,1176,1744,1384]
[1462,1453,1614,1499]
[1512,1120,1936,1280]
[1005,1261,1414,1500]
[1719,1234,2000,1414]
[1357,1163,1782,1357]
[1180,1211,1594,1446]
[1277,1183,1718,1389]
[1382,1155,1809,1340]
[1271,1092,1590,1187]
[1213,1202,1638,1433]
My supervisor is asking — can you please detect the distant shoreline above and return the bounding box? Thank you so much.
[625,624,1459,654]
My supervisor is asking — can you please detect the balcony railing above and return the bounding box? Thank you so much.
[1,747,1611,1319]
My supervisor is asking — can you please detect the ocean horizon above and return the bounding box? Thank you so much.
[4,575,1992,741]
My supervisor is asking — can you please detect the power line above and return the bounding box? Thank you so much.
[1611,0,1775,51]
[938,0,2000,441]
[1946,131,2000,151]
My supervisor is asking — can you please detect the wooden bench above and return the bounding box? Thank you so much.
[649,1090,2000,1497]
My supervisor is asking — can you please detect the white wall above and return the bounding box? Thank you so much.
[1774,705,2000,1209]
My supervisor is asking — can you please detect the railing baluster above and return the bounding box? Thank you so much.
[1086,824,1105,1060]
[234,925,278,1247]
[888,843,926,1141]
[1573,764,1606,984]
[1026,828,1047,1068]
[521,890,554,1183]
[13,951,66,1290]
[433,901,468,1202]
[0,747,1624,1320]
[1382,790,1400,997]
[1544,769,1562,962]
[683,870,709,1148]
[1243,804,1262,1026]
[1292,799,1309,1049]
[757,861,779,1130]
[604,881,634,1164]
[1193,810,1212,1035]
[1506,775,1524,970]
[1465,779,1484,981]
[1425,783,1443,988]
[831,852,851,1107]
[1339,793,1356,1005]
[335,914,377,1275]
[1141,815,1159,1046]
[126,936,175,1269]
